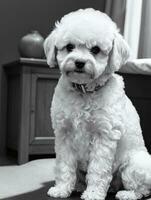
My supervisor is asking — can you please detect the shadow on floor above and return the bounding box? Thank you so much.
[2,181,151,200]
[1,181,53,200]
[1,181,82,200]
[1,181,113,200]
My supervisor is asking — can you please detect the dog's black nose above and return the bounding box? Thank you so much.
[75,61,85,69]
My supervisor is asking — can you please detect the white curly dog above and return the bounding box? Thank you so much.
[44,8,151,200]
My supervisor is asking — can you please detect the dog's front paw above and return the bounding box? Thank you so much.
[115,190,143,200]
[47,185,72,198]
[81,187,105,200]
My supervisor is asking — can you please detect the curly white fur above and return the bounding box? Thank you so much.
[44,8,151,200]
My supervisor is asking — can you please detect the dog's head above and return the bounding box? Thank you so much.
[44,8,130,84]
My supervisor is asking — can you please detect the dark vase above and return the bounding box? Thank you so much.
[18,30,45,58]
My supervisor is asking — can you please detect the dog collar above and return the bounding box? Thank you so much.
[72,82,102,94]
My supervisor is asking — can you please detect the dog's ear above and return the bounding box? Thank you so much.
[108,33,130,73]
[44,29,57,67]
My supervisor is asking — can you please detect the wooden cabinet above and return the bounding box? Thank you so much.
[4,58,60,164]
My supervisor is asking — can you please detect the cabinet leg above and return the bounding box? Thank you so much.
[18,71,31,165]
[18,150,29,165]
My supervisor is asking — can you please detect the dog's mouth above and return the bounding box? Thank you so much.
[67,71,93,84]
[66,69,85,75]
[74,69,85,73]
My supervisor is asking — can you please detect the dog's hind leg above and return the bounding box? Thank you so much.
[116,150,151,200]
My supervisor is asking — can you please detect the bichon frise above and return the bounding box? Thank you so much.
[44,8,151,200]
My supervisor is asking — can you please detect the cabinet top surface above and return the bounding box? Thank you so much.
[4,58,48,67]
[3,58,60,75]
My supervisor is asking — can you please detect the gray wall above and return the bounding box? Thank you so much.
[0,0,105,155]
[0,0,105,64]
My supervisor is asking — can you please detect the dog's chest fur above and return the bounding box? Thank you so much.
[52,88,99,164]
[51,74,124,166]
[60,93,96,163]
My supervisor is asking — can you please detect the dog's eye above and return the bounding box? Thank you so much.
[90,46,100,55]
[66,43,75,52]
